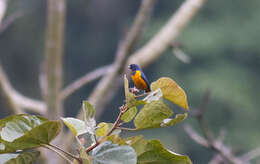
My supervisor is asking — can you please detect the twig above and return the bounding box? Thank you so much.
[86,105,128,153]
[128,0,207,67]
[185,91,247,164]
[184,125,209,147]
[44,0,66,119]
[241,146,260,162]
[47,144,81,162]
[0,65,46,114]
[87,0,157,118]
[116,127,137,131]
[0,11,25,33]
[43,144,74,164]
[0,0,7,25]
[61,64,112,100]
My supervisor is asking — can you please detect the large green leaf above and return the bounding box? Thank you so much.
[0,114,61,153]
[134,100,173,129]
[61,117,90,137]
[4,151,40,164]
[137,140,192,164]
[91,141,137,164]
[151,77,189,110]
[126,136,192,164]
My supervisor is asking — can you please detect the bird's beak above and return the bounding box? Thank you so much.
[128,65,131,69]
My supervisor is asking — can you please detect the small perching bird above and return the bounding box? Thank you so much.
[128,64,151,93]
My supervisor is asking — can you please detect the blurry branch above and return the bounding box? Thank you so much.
[61,64,113,100]
[185,90,260,164]
[89,0,207,118]
[0,0,7,25]
[128,0,206,67]
[241,147,260,162]
[44,0,66,119]
[0,65,46,114]
[0,11,24,33]
[62,0,157,155]
[87,0,157,118]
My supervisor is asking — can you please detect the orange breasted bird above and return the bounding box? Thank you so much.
[128,64,151,92]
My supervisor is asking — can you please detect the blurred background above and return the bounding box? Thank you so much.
[0,0,260,163]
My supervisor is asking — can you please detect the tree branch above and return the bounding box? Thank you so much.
[87,0,157,118]
[44,0,66,119]
[0,65,46,114]
[61,64,113,100]
[128,0,207,67]
[185,91,248,164]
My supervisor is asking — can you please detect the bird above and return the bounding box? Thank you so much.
[128,64,151,93]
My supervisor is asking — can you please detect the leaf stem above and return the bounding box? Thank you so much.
[116,127,137,131]
[86,105,128,153]
[43,144,74,164]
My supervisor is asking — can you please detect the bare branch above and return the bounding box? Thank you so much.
[44,0,66,119]
[0,65,46,114]
[0,0,7,25]
[184,125,209,147]
[185,91,248,164]
[241,146,260,162]
[61,64,113,100]
[0,11,24,33]
[87,0,157,117]
[128,0,207,67]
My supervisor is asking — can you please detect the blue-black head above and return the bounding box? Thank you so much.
[128,64,141,71]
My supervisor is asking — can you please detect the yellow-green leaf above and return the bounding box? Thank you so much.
[151,77,189,110]
[134,100,173,129]
[160,113,188,127]
[96,122,121,137]
[96,122,109,137]
[121,107,137,122]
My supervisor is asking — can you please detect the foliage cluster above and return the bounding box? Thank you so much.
[0,76,190,164]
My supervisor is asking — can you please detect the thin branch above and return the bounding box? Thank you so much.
[185,91,248,164]
[87,0,157,118]
[0,11,25,33]
[0,65,46,114]
[42,144,74,164]
[241,146,260,162]
[44,0,66,119]
[61,64,112,100]
[128,0,207,67]
[116,127,137,131]
[0,0,7,25]
[86,105,128,154]
[184,125,209,147]
[48,144,81,162]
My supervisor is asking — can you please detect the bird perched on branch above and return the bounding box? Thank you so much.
[128,64,151,93]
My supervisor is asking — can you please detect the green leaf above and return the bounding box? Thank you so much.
[4,151,40,164]
[82,101,96,134]
[124,75,138,108]
[137,140,192,164]
[121,107,137,123]
[96,122,121,137]
[0,114,61,153]
[160,113,188,127]
[78,146,91,164]
[82,101,96,122]
[134,100,173,129]
[61,117,90,137]
[91,141,137,164]
[124,136,148,156]
[151,77,189,110]
[143,88,163,103]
